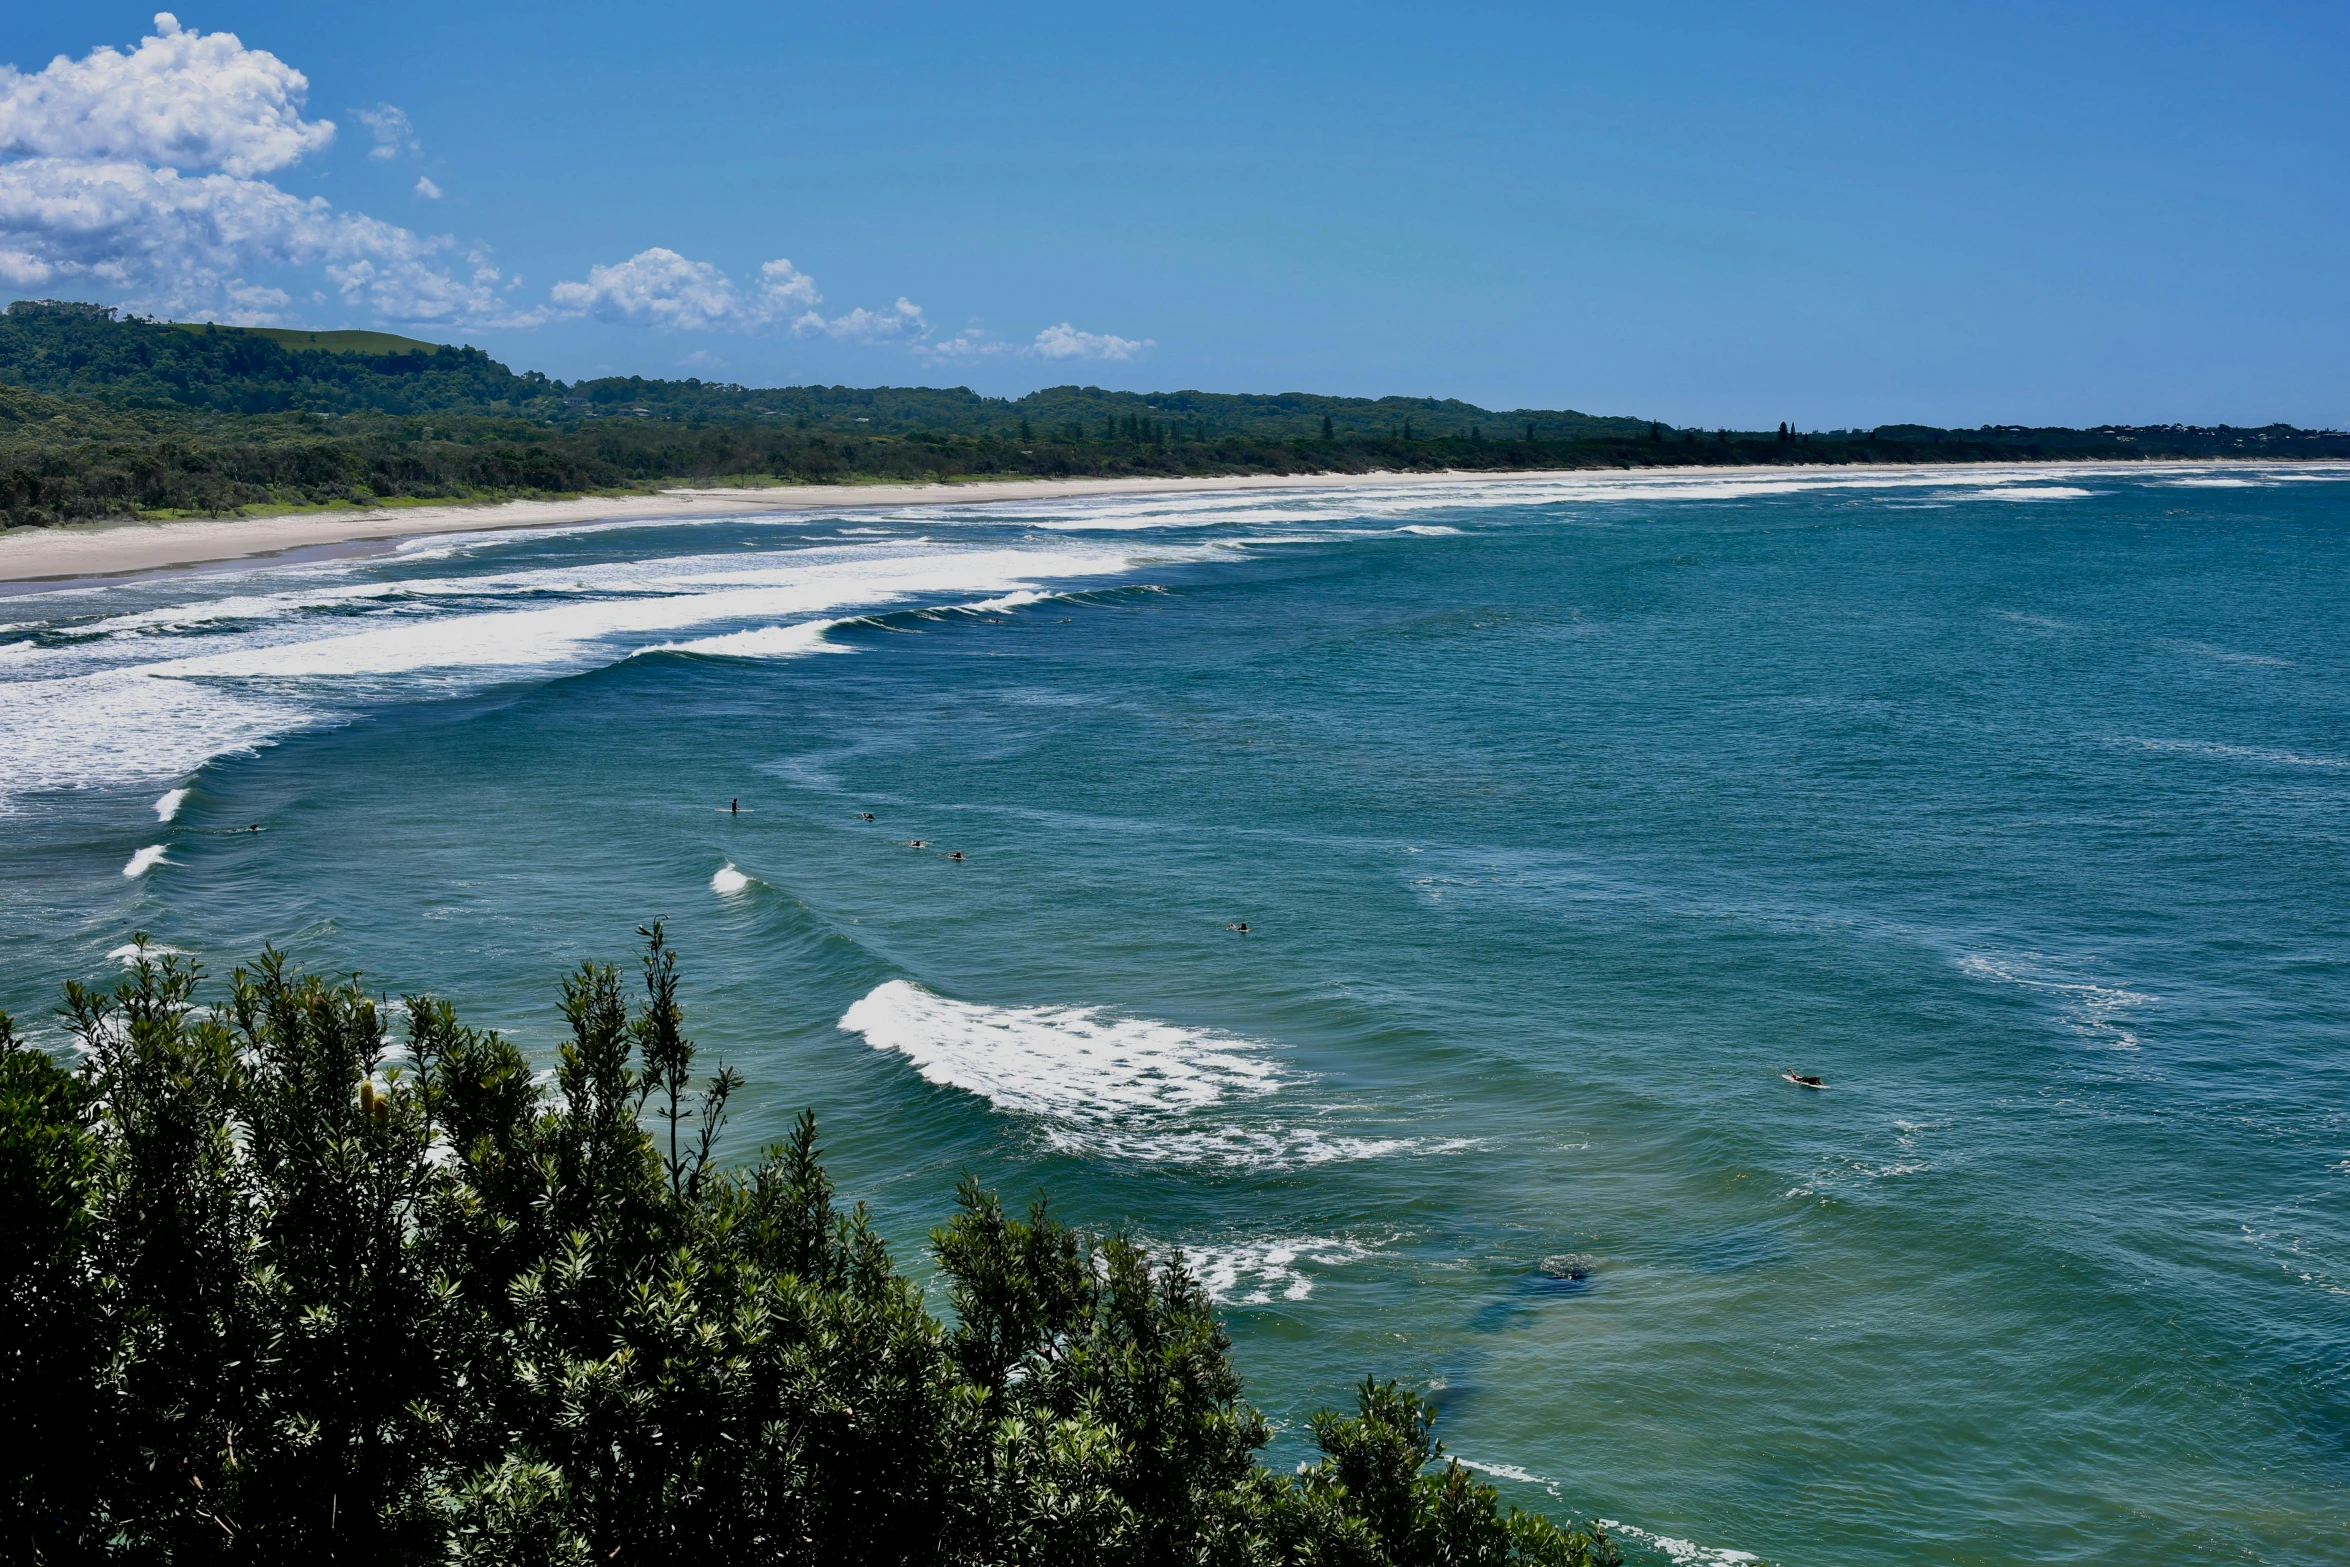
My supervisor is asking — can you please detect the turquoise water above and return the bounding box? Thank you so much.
[4,466,2347,1564]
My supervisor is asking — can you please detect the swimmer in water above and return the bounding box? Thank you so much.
[907,840,927,848]
[947,850,964,861]
[861,812,875,821]
[1226,921,1250,933]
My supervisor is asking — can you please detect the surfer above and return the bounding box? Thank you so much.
[861,812,875,821]
[1227,921,1250,933]
[730,798,739,815]
[947,851,964,862]
[908,839,927,848]
[1781,1070,1826,1089]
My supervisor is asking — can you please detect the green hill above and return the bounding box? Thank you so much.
[0,301,551,416]
[180,324,445,356]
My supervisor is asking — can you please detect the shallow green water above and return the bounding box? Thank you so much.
[5,466,2346,1563]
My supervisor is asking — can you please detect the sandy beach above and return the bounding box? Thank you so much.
[0,470,1533,584]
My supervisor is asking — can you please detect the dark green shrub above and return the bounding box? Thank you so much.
[0,930,1617,1566]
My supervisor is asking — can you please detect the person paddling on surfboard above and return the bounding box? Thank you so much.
[1782,1069,1826,1088]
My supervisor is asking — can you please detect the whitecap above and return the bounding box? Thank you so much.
[1598,1521,1760,1566]
[654,620,854,659]
[154,787,189,822]
[710,863,750,895]
[842,979,1284,1122]
[122,844,168,878]
[107,941,186,965]
[0,541,1165,810]
[1454,1459,1560,1495]
[1175,1236,1376,1304]
[2119,737,2349,769]
[2176,642,2291,668]
[1976,486,2094,502]
[1957,951,2151,1051]
[839,980,1467,1168]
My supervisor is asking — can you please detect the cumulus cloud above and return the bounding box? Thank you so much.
[920,321,1153,363]
[0,17,1144,348]
[546,247,923,338]
[354,104,419,162]
[1030,322,1151,360]
[0,14,333,177]
[0,16,530,326]
[796,297,926,340]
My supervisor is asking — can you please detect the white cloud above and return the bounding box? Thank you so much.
[353,104,418,163]
[545,248,923,339]
[0,18,529,327]
[1032,322,1151,361]
[0,18,1142,347]
[796,296,926,340]
[757,257,818,309]
[918,321,1153,364]
[548,247,749,331]
[0,14,333,177]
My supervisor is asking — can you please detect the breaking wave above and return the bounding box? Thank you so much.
[838,980,1462,1168]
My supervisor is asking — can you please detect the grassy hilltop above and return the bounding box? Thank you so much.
[2,298,2343,528]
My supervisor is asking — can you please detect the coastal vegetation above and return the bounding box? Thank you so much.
[0,931,1622,1566]
[3,299,2344,530]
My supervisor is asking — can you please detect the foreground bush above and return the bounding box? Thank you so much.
[0,928,1619,1567]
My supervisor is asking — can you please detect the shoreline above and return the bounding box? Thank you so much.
[0,456,2320,585]
[0,471,1485,584]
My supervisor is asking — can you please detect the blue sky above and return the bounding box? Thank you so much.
[4,3,2346,426]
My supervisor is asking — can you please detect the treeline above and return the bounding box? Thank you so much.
[4,298,2346,530]
[0,931,1622,1566]
[0,300,1650,440]
[9,386,2349,530]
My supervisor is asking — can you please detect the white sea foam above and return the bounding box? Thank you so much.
[1176,1236,1377,1304]
[1975,485,2094,501]
[154,787,189,822]
[122,844,168,878]
[838,980,1456,1167]
[138,547,1130,679]
[1598,1521,1760,1566]
[710,863,750,895]
[107,941,186,965]
[656,620,854,659]
[1455,1460,1561,1495]
[2176,642,2291,667]
[842,980,1284,1122]
[0,541,1159,808]
[2119,737,2349,768]
[1958,951,2152,1052]
[963,589,1049,613]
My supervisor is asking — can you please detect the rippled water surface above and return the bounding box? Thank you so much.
[5,465,2348,1564]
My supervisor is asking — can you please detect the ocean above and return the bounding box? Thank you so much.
[3,465,2345,1564]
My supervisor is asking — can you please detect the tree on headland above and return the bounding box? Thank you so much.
[0,933,1622,1566]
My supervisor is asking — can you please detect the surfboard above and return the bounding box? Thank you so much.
[1781,1071,1827,1089]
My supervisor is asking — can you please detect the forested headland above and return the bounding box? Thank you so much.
[0,930,1624,1566]
[3,298,2343,529]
